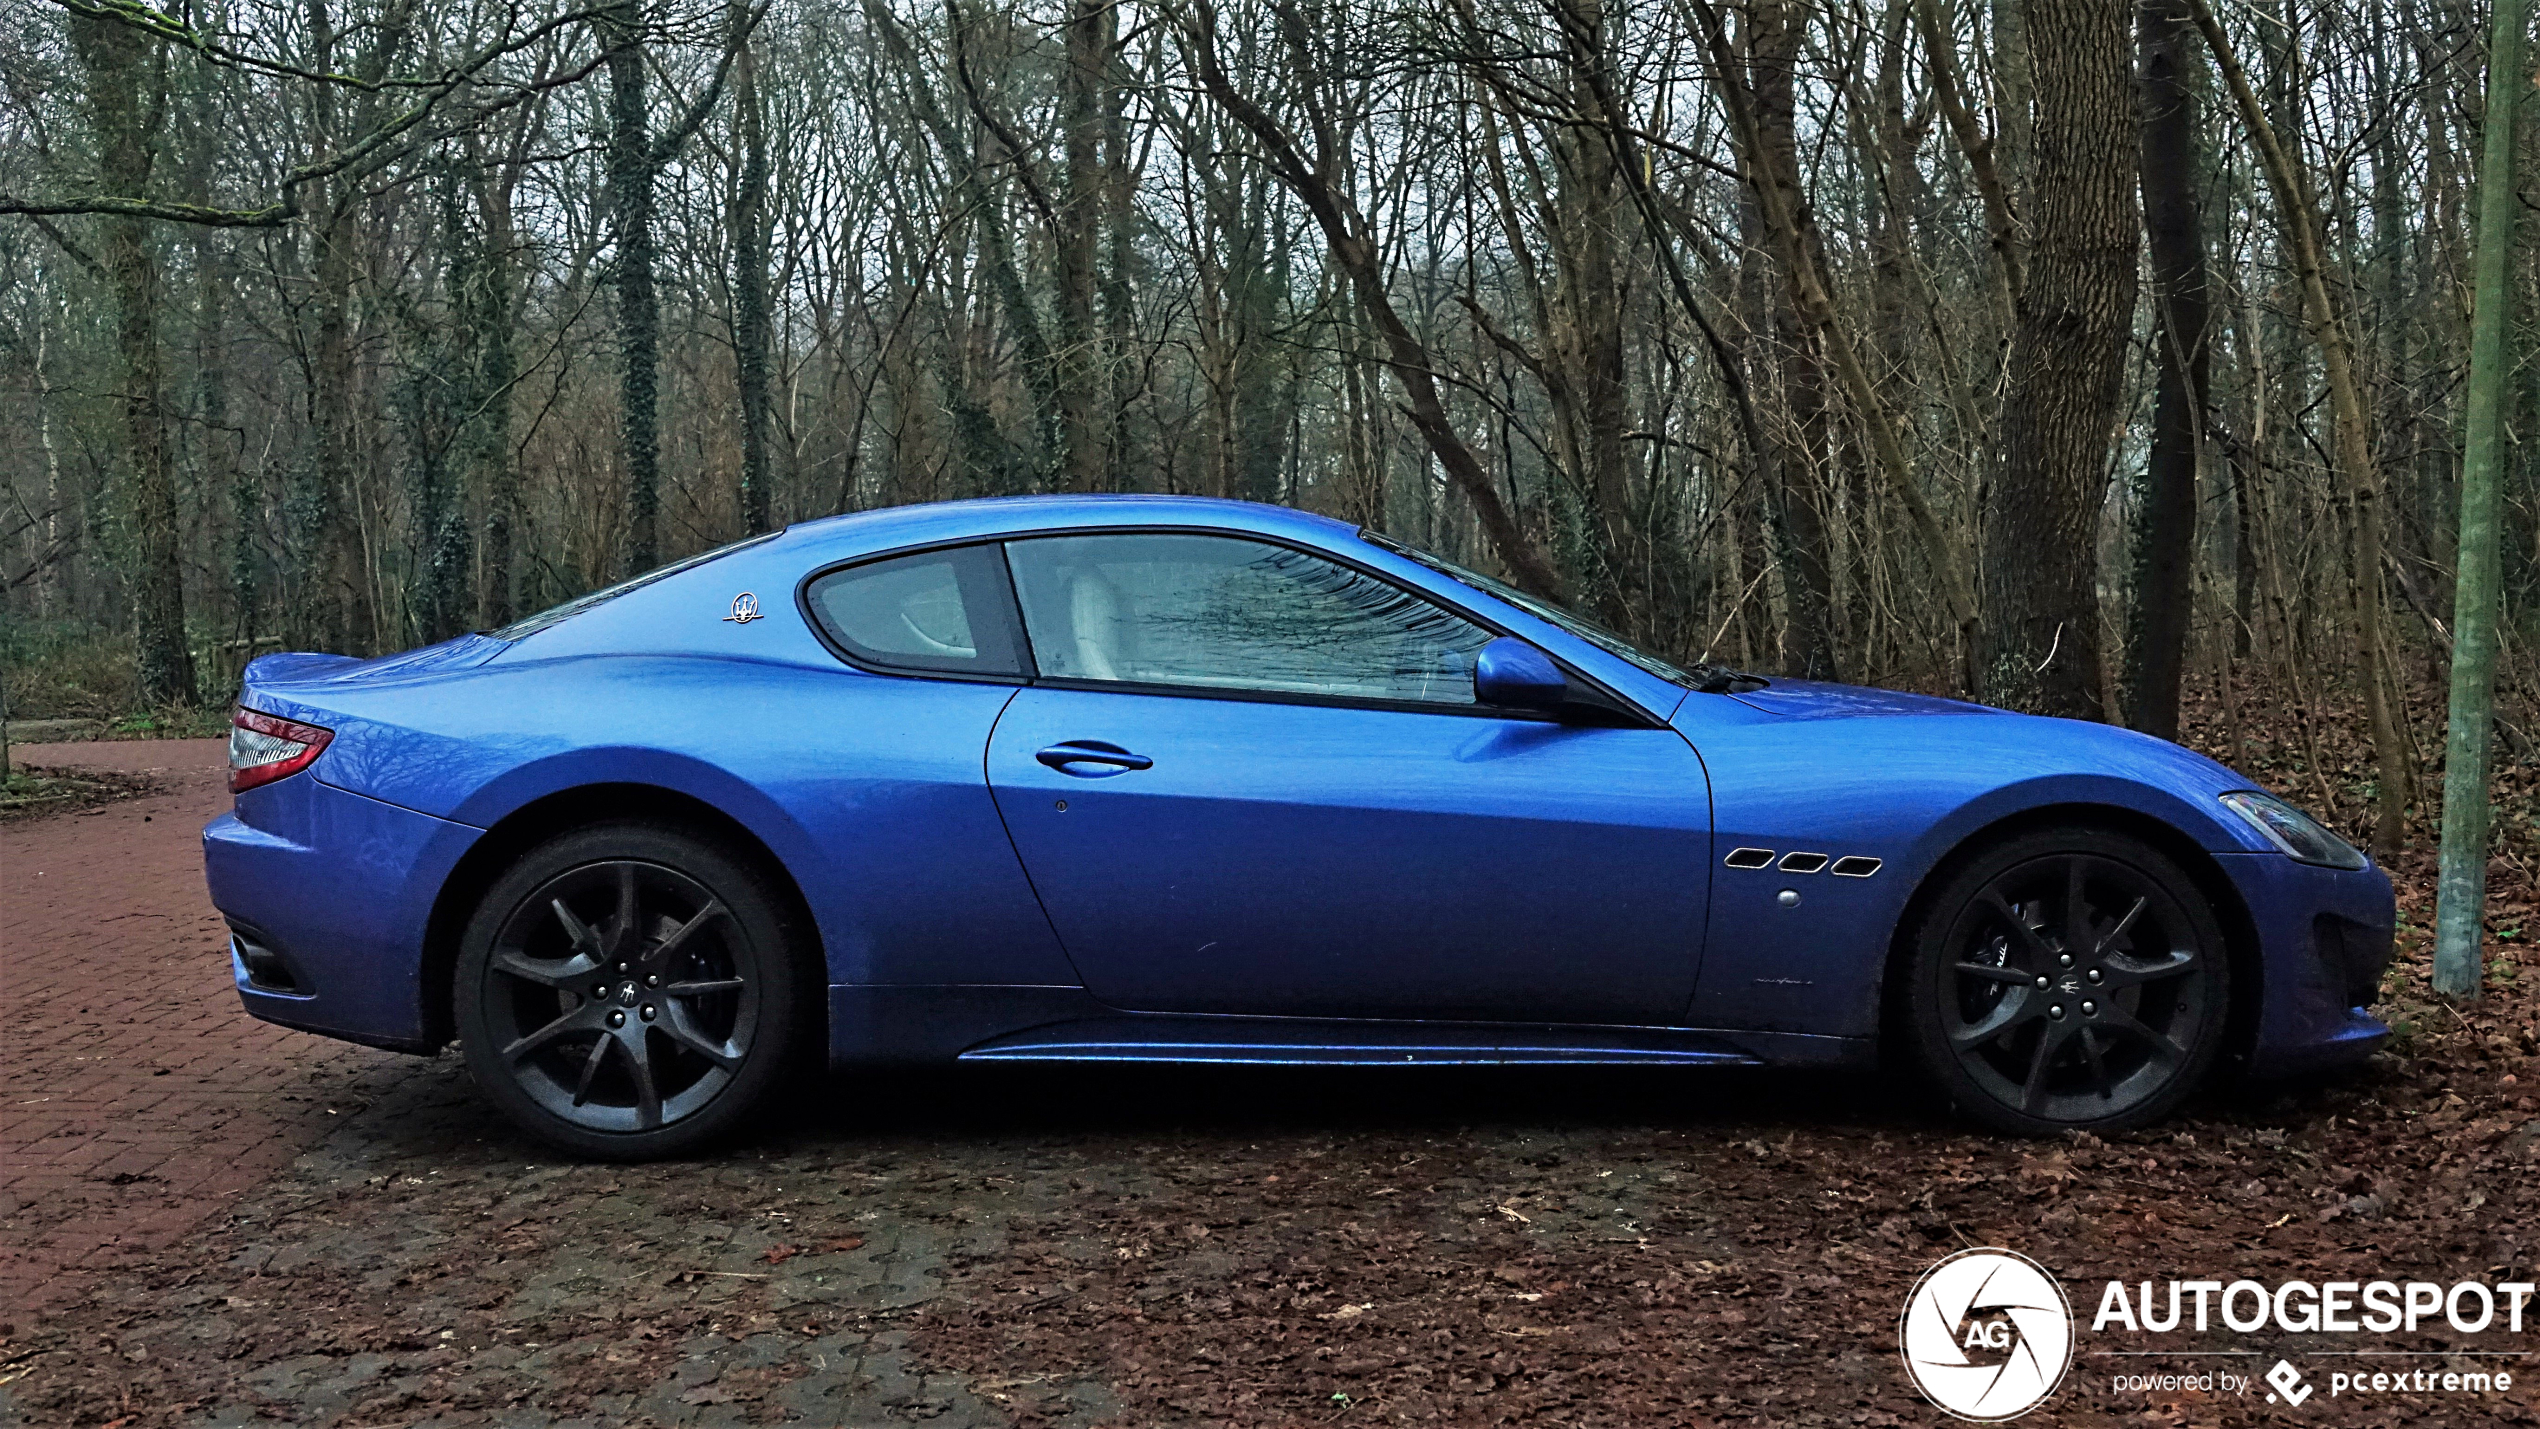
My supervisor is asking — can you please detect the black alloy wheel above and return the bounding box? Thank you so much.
[456,823,809,1159]
[1901,827,2230,1134]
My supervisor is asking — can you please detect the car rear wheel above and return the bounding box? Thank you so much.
[1901,827,2230,1135]
[455,823,808,1159]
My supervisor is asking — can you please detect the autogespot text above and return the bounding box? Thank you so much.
[2092,1278,2538,1335]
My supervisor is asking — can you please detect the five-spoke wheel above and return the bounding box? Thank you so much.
[1901,827,2229,1134]
[456,823,808,1158]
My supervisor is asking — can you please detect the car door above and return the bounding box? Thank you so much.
[983,531,1712,1025]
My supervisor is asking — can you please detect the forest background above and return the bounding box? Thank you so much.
[2,0,2534,939]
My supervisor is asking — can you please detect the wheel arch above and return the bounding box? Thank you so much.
[1877,801,2264,1069]
[418,782,826,1050]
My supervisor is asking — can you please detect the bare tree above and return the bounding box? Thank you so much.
[66,11,195,703]
[2121,0,2213,739]
[1980,0,2139,719]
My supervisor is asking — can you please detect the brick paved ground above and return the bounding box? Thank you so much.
[0,740,411,1317]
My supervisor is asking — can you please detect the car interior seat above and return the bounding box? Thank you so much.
[1066,570,1129,681]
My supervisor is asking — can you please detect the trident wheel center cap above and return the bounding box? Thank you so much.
[617,982,641,1008]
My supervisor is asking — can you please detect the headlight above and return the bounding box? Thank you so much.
[2219,791,2368,870]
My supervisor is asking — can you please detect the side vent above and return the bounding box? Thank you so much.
[1723,847,1776,869]
[1830,855,1883,878]
[1777,851,1829,874]
[230,928,302,994]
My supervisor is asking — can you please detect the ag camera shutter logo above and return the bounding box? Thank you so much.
[1900,1248,2075,1420]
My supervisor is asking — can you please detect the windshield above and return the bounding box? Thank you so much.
[491,529,784,641]
[1358,529,1706,688]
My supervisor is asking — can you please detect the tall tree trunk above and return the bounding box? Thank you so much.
[293,0,408,652]
[2432,0,2525,1000]
[305,191,367,649]
[1542,0,1638,629]
[1982,0,2139,718]
[1239,201,1299,504]
[2122,0,2213,739]
[602,0,663,573]
[34,325,70,619]
[70,15,195,705]
[185,49,249,663]
[2189,0,2410,853]
[1101,28,1139,490]
[468,163,521,628]
[1744,0,1840,679]
[411,179,473,644]
[730,0,774,533]
[1058,0,1108,491]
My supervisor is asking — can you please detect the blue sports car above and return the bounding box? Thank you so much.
[204,496,2394,1158]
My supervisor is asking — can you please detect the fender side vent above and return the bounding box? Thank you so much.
[1723,847,1776,869]
[1830,856,1883,878]
[1777,851,1829,874]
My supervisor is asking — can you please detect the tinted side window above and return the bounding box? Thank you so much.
[1004,534,1494,704]
[805,545,1028,677]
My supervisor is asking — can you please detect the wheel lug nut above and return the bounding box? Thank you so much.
[2082,1001,2097,1016]
[2049,1004,2066,1020]
[607,1011,625,1028]
[2034,975,2050,989]
[616,961,628,972]
[645,974,659,987]
[2086,969,2103,984]
[640,1004,656,1021]
[2058,953,2073,967]
[592,982,609,997]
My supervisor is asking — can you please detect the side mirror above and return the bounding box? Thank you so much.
[1473,637,1568,711]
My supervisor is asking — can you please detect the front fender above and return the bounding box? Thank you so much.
[1676,699,2280,1038]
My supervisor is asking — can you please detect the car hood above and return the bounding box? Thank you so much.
[1705,676,2266,834]
[1727,678,1993,721]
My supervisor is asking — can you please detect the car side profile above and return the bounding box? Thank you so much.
[203,496,2395,1158]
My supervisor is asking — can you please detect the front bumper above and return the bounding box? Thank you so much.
[2223,851,2396,1078]
[203,772,481,1052]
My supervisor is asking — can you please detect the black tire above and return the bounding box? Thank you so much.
[1900,826,2230,1136]
[454,822,811,1160]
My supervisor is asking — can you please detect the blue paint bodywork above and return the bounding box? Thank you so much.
[204,495,2391,1079]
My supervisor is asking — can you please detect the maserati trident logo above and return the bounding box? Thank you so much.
[723,591,763,624]
[1899,1248,2073,1421]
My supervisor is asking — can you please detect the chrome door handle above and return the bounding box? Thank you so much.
[1034,741,1154,774]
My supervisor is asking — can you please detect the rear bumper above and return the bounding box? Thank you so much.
[2224,852,2396,1078]
[203,773,481,1052]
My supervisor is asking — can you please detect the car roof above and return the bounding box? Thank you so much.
[777,494,1355,561]
[476,494,1692,721]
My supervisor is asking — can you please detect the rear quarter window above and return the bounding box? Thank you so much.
[803,545,1030,678]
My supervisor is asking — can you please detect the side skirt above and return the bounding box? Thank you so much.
[829,986,1870,1069]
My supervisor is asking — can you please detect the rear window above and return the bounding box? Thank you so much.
[491,530,782,641]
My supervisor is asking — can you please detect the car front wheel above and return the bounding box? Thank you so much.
[1901,827,2230,1135]
[455,822,808,1159]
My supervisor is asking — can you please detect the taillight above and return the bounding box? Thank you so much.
[229,707,333,793]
